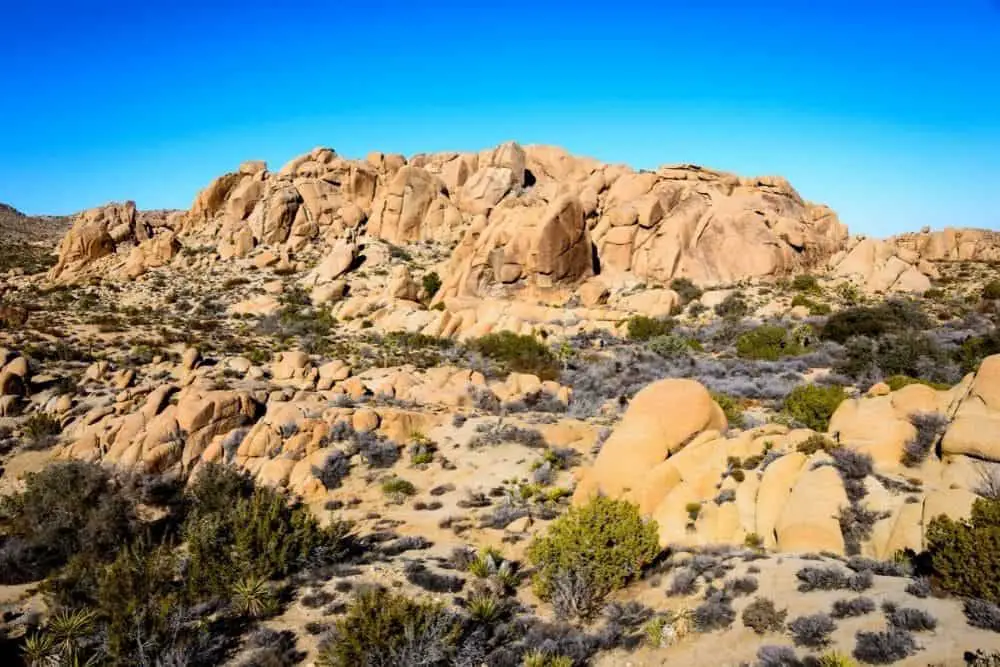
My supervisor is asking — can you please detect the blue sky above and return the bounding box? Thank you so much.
[1,1,998,236]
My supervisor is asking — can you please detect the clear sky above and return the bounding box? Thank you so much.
[1,0,998,236]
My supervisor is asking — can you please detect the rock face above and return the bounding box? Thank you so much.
[47,142,853,292]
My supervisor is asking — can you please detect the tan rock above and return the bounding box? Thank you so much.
[572,378,727,504]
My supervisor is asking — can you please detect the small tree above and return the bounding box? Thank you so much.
[783,384,846,431]
[527,496,659,620]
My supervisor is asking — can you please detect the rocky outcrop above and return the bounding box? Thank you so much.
[572,358,1000,554]
[829,237,932,294]
[47,142,853,293]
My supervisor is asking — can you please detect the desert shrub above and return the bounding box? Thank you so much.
[22,412,62,448]
[741,597,787,634]
[736,325,804,361]
[904,578,931,598]
[831,596,876,619]
[0,461,139,584]
[955,329,1000,374]
[845,556,908,577]
[381,476,417,500]
[884,375,949,392]
[648,333,691,359]
[355,431,402,468]
[313,450,351,490]
[422,271,442,299]
[796,565,851,592]
[186,463,254,515]
[831,448,874,481]
[783,384,846,431]
[667,568,699,596]
[984,280,1000,301]
[626,315,674,342]
[967,650,1000,667]
[792,274,821,293]
[847,570,874,592]
[924,497,1000,602]
[822,300,930,344]
[183,481,347,597]
[669,277,702,303]
[964,598,1000,632]
[725,575,758,596]
[714,292,749,319]
[815,651,858,667]
[711,391,746,429]
[852,628,917,664]
[788,613,836,648]
[885,606,936,632]
[838,505,884,556]
[527,496,659,620]
[901,412,948,467]
[797,434,838,455]
[470,421,546,450]
[693,593,736,632]
[467,331,560,380]
[316,588,459,667]
[402,561,464,594]
[756,645,801,667]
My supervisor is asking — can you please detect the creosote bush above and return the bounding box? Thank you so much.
[527,496,659,620]
[852,628,917,664]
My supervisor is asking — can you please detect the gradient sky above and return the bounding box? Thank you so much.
[1,1,998,236]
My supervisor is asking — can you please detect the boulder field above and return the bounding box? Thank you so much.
[573,354,1000,556]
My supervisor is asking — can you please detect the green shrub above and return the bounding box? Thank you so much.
[670,277,702,304]
[791,294,831,315]
[0,461,139,584]
[885,375,950,392]
[467,331,560,380]
[821,300,929,344]
[316,588,459,667]
[422,271,442,299]
[527,496,659,620]
[714,292,749,319]
[626,315,674,341]
[925,497,1000,603]
[711,391,746,429]
[797,434,838,456]
[23,412,62,447]
[183,480,347,596]
[954,329,1000,374]
[984,280,1000,301]
[792,274,821,294]
[381,476,417,499]
[648,334,691,358]
[782,384,846,432]
[736,325,805,360]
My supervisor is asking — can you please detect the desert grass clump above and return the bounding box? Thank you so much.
[831,596,876,619]
[527,496,659,620]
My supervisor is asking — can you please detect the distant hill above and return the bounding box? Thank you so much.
[0,202,72,245]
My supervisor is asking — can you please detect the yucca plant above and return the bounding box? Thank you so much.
[21,632,56,667]
[47,608,97,657]
[467,590,502,623]
[231,576,276,618]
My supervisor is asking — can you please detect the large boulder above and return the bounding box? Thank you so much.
[572,378,727,504]
[942,354,1000,461]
